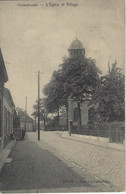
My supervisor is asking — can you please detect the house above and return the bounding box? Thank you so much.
[0,49,15,151]
[16,108,34,132]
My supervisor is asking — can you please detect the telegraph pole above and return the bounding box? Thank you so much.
[38,71,40,141]
[24,96,27,136]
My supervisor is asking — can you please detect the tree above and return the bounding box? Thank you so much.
[32,98,48,129]
[60,56,101,129]
[43,56,100,130]
[90,61,124,122]
[43,69,68,129]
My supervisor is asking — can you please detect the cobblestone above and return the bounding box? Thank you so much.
[28,131,125,191]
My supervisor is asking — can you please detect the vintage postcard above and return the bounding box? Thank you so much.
[0,0,125,193]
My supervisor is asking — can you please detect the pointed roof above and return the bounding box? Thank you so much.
[17,109,33,123]
[0,49,8,83]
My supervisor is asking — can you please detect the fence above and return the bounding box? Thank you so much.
[71,122,125,144]
[73,130,124,143]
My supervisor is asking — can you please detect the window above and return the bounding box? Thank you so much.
[74,107,79,122]
[88,107,95,122]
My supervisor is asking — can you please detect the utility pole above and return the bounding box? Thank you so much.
[25,96,27,132]
[38,71,40,141]
[22,96,27,138]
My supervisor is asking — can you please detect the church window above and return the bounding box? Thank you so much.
[74,107,79,122]
[88,107,95,122]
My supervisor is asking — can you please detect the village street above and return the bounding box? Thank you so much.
[0,131,125,193]
[0,1,125,193]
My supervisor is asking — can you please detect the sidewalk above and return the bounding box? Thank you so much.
[0,140,16,173]
[61,131,125,151]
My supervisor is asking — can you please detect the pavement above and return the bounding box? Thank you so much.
[0,131,124,173]
[0,131,125,192]
[61,131,125,151]
[0,140,16,173]
[0,136,110,193]
[37,131,125,191]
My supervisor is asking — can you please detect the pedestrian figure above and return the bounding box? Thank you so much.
[69,120,73,136]
[22,129,25,139]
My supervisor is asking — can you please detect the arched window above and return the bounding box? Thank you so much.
[74,107,79,122]
[88,107,95,122]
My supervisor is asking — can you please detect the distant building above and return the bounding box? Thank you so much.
[0,49,15,151]
[16,108,33,132]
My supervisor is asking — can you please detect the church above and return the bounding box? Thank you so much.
[67,39,95,128]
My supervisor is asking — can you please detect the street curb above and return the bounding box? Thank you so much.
[61,132,125,152]
[0,140,16,173]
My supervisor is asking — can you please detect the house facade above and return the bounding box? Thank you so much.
[17,108,33,132]
[0,49,15,152]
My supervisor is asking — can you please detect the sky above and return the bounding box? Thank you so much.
[0,0,125,116]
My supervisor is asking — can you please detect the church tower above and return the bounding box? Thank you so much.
[68,38,85,57]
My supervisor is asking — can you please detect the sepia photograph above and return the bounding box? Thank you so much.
[0,0,125,192]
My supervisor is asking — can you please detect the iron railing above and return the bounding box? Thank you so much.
[72,129,125,144]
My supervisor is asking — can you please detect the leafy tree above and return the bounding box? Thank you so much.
[90,61,124,122]
[60,56,101,129]
[43,56,100,130]
[43,56,101,130]
[43,69,68,129]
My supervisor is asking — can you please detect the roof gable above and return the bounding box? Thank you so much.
[0,49,8,83]
[17,109,33,123]
[4,87,15,108]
